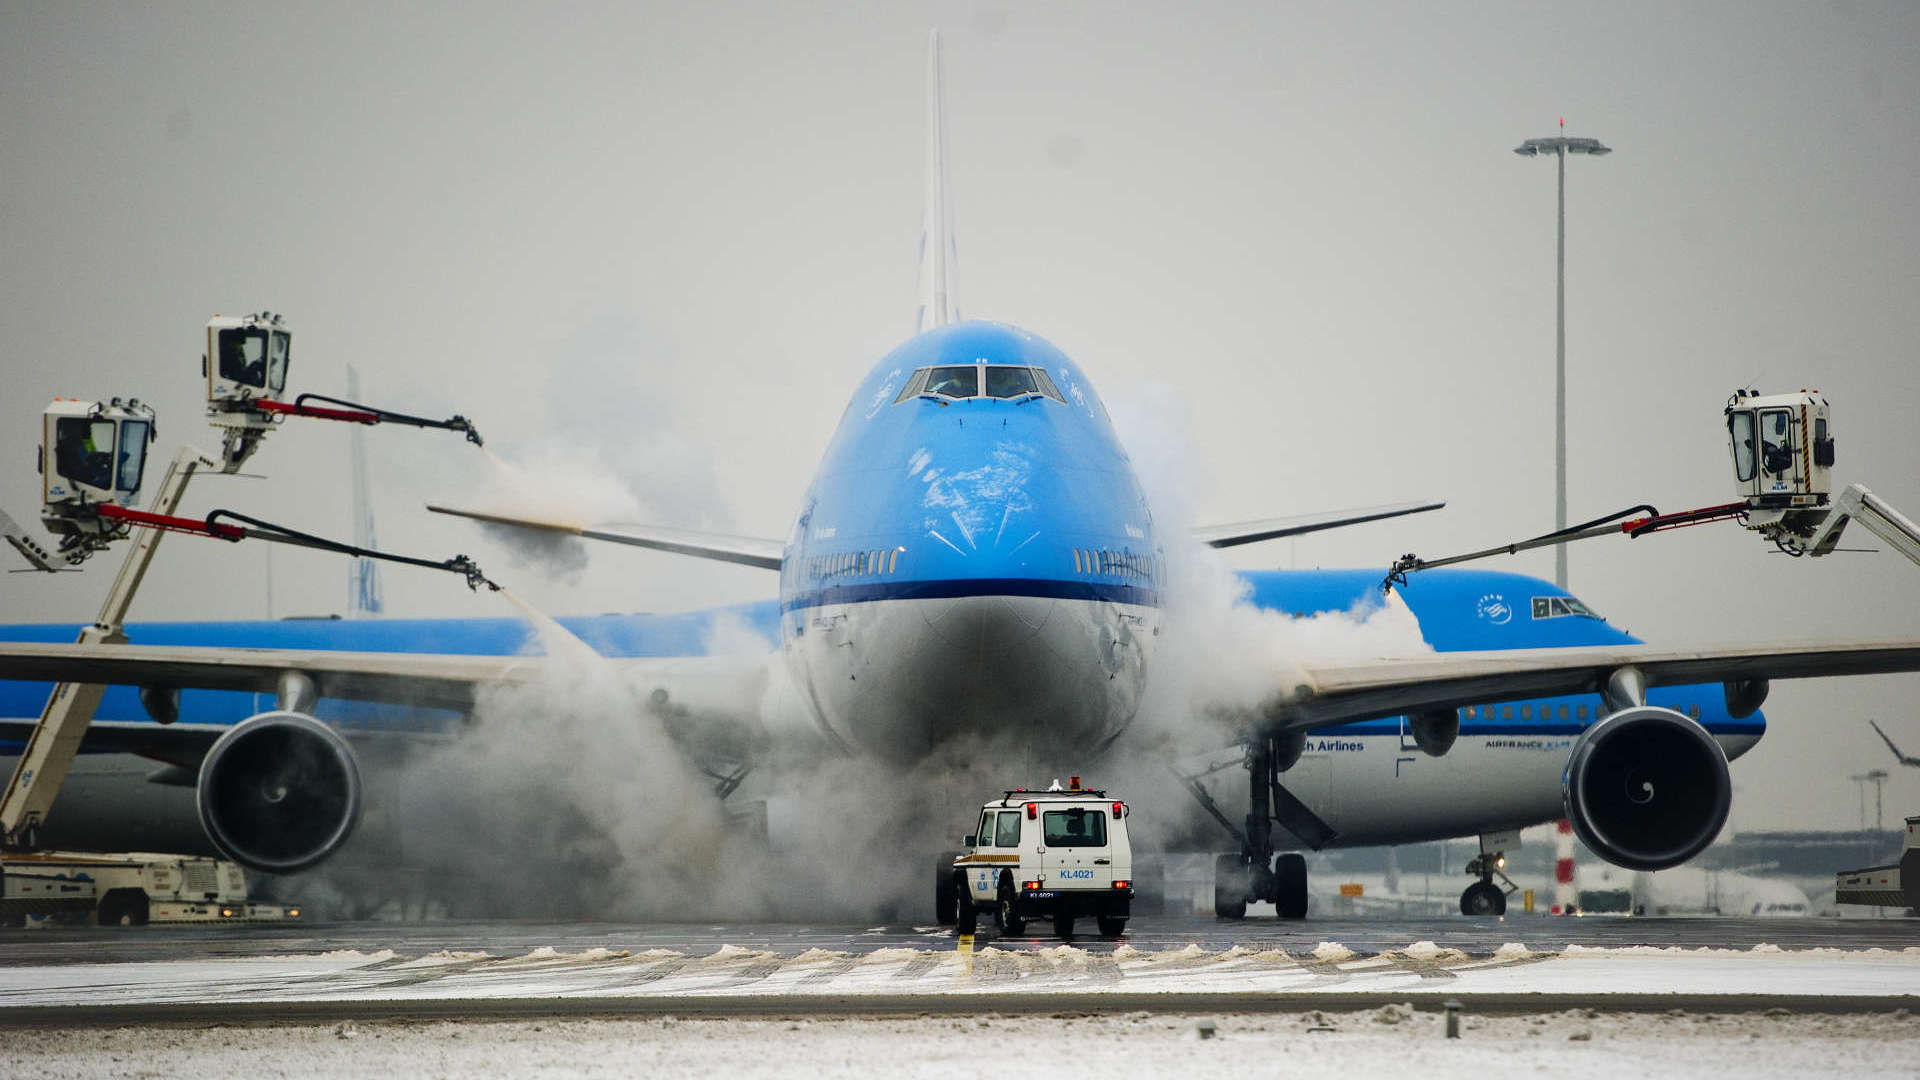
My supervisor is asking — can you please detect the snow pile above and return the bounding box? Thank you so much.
[1402,941,1467,962]
[1311,942,1356,963]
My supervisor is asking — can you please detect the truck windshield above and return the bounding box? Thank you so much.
[1760,409,1794,478]
[54,417,116,491]
[219,328,271,389]
[1042,808,1106,847]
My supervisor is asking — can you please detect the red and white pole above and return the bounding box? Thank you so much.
[1552,817,1577,915]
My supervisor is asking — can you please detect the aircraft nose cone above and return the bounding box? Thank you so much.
[922,594,1053,651]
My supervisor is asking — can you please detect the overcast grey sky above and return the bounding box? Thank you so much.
[3,1,1918,830]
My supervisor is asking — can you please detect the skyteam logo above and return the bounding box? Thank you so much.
[1476,593,1513,625]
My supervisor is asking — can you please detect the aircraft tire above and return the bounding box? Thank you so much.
[1460,880,1506,916]
[1213,853,1248,920]
[1275,852,1309,919]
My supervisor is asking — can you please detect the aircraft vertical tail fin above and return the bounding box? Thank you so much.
[915,28,959,334]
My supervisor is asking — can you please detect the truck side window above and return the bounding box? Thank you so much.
[977,812,994,846]
[994,811,1021,847]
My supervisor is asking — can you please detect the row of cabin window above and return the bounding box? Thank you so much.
[892,365,1067,404]
[807,548,902,580]
[1073,547,1154,580]
[1464,702,1702,722]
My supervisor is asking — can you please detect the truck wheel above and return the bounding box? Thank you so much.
[935,852,960,925]
[955,875,978,934]
[1096,914,1127,938]
[1275,852,1309,919]
[96,889,150,927]
[1053,911,1074,940]
[1213,853,1248,920]
[996,874,1026,936]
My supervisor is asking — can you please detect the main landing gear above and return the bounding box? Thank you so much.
[1177,727,1329,920]
[1212,851,1309,920]
[1460,850,1518,916]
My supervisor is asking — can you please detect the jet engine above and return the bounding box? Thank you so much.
[196,710,362,873]
[1407,708,1459,757]
[1562,705,1731,871]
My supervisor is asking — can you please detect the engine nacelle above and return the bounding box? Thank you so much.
[1407,708,1459,757]
[1723,677,1769,720]
[1563,705,1731,872]
[196,710,361,874]
[1273,728,1307,772]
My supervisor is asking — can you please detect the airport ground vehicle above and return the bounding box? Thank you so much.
[0,850,296,925]
[1836,815,1920,914]
[944,780,1133,939]
[0,315,487,926]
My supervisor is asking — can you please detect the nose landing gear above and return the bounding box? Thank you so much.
[1460,851,1517,916]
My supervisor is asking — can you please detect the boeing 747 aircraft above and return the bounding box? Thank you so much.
[3,33,1918,920]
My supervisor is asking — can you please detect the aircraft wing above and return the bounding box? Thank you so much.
[1193,500,1445,549]
[427,504,785,571]
[1269,639,1920,732]
[0,642,766,724]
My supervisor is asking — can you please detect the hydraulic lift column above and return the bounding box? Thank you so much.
[0,446,217,849]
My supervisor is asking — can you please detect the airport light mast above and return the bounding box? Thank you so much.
[1515,122,1611,589]
[1850,768,1890,831]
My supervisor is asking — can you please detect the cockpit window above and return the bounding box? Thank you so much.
[1030,367,1064,402]
[1531,596,1600,620]
[894,365,1067,405]
[984,366,1039,399]
[892,369,931,404]
[921,366,980,398]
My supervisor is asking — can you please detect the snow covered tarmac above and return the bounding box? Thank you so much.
[5,934,1918,1077]
[1,939,1916,1011]
[6,1009,1919,1080]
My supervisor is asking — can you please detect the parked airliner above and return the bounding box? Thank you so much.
[2,32,1917,921]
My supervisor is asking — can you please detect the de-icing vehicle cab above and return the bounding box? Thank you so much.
[942,777,1133,940]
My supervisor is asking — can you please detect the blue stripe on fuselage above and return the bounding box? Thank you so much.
[778,577,1156,614]
[1237,568,1766,744]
